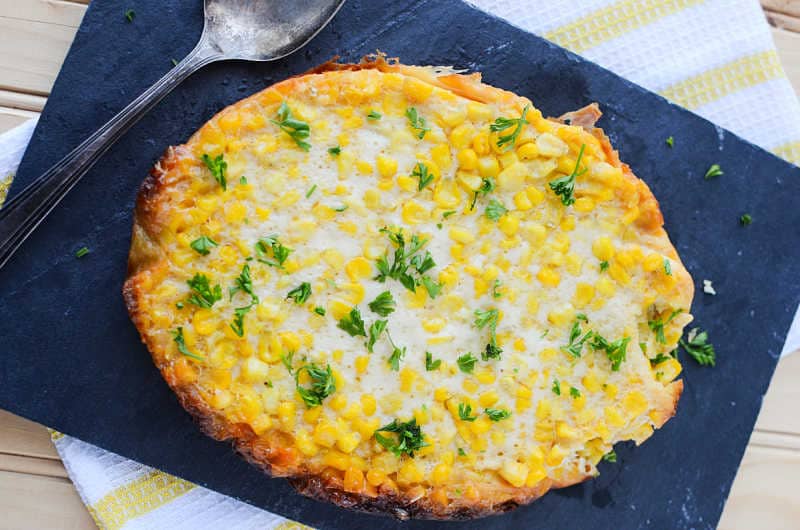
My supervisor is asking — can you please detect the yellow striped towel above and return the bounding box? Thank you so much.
[2,0,798,528]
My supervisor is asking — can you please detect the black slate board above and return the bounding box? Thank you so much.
[2,1,799,528]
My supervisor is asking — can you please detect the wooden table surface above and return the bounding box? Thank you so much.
[1,1,799,528]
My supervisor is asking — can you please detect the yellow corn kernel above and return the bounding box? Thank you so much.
[353,355,370,375]
[608,262,631,285]
[450,123,476,149]
[499,461,529,488]
[452,148,478,173]
[622,391,648,417]
[535,132,568,157]
[399,368,417,393]
[449,225,475,244]
[605,406,626,427]
[498,214,520,237]
[469,416,492,435]
[462,379,479,394]
[622,206,640,225]
[402,200,428,225]
[522,222,546,245]
[556,421,578,440]
[422,318,446,333]
[592,236,615,261]
[303,406,322,425]
[574,196,595,213]
[546,444,568,466]
[397,175,417,192]
[573,283,595,308]
[653,356,682,382]
[295,430,319,457]
[355,158,373,175]
[434,387,449,402]
[396,460,424,485]
[604,383,619,399]
[517,142,539,160]
[328,393,347,412]
[478,391,499,407]
[475,370,496,385]
[440,105,468,128]
[467,101,492,121]
[403,77,434,102]
[322,449,350,471]
[431,144,452,169]
[224,201,248,224]
[431,463,451,486]
[345,257,372,281]
[472,131,490,155]
[376,155,398,178]
[343,467,365,493]
[277,401,296,428]
[366,468,387,486]
[209,389,232,410]
[336,431,361,454]
[476,156,500,177]
[513,190,533,210]
[240,357,270,383]
[497,162,527,191]
[313,421,338,448]
[643,253,664,272]
[536,267,561,287]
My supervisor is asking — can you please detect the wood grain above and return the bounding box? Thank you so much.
[0,1,798,529]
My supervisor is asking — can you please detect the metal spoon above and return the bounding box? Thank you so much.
[0,0,345,269]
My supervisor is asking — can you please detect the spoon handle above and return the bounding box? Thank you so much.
[0,42,221,270]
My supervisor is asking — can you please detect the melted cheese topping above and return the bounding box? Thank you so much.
[134,67,692,504]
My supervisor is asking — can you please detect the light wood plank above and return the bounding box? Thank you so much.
[772,28,800,94]
[755,353,800,435]
[719,446,800,530]
[0,410,59,460]
[0,470,96,530]
[0,453,68,479]
[762,0,800,18]
[0,106,37,133]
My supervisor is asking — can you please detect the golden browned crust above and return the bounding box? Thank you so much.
[123,55,691,520]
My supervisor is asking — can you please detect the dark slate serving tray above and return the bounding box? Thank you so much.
[2,0,799,528]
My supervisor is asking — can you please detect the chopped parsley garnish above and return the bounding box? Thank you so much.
[599,260,609,272]
[740,213,752,226]
[680,327,716,367]
[475,308,503,360]
[124,9,135,22]
[552,379,561,395]
[458,447,467,456]
[374,418,428,457]
[230,304,253,337]
[254,235,292,268]
[490,105,529,150]
[305,184,317,198]
[368,290,396,317]
[271,102,311,151]
[172,327,203,361]
[171,58,179,67]
[367,110,382,120]
[411,162,435,190]
[492,279,503,299]
[367,319,387,353]
[425,351,441,371]
[328,146,341,156]
[664,259,672,276]
[485,198,508,221]
[313,306,326,316]
[485,408,511,421]
[569,386,581,399]
[549,143,587,206]
[457,353,478,373]
[603,450,617,463]
[190,236,218,256]
[280,351,295,373]
[665,136,674,148]
[229,263,259,304]
[704,164,723,179]
[333,204,348,212]
[201,153,227,191]
[590,333,631,371]
[75,246,90,258]
[386,332,406,370]
[650,353,671,365]
[421,276,443,299]
[374,227,438,293]
[405,107,430,139]
[443,210,457,219]
[338,306,367,337]
[186,273,222,308]
[286,282,311,304]
[561,315,592,358]
[239,176,248,185]
[470,177,495,211]
[458,403,478,421]
[648,309,683,344]
[295,363,336,408]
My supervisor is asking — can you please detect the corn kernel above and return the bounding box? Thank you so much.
[478,391,499,407]
[498,214,520,236]
[536,266,561,287]
[622,391,648,417]
[477,156,500,177]
[449,225,475,244]
[517,142,539,160]
[434,387,449,402]
[336,431,361,454]
[343,467,365,493]
[457,148,478,170]
[499,461,529,488]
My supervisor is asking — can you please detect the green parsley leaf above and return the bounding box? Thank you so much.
[485,198,508,221]
[367,319,388,353]
[75,246,90,258]
[603,450,617,463]
[740,213,752,226]
[490,105,529,150]
[230,304,253,337]
[704,164,723,179]
[229,264,259,304]
[333,204,348,212]
[548,144,587,206]
[368,290,396,317]
[458,403,478,421]
[650,353,671,365]
[280,351,295,373]
[569,386,581,398]
[458,447,467,456]
[492,279,503,299]
[470,177,495,211]
[425,351,441,371]
[254,235,292,268]
[680,327,716,367]
[328,146,341,156]
[239,176,248,185]
[186,273,222,308]
[599,260,609,272]
[295,363,336,407]
[386,331,406,370]
[648,309,683,344]
[405,107,430,139]
[305,184,317,198]
[561,316,593,358]
[374,228,435,293]
[367,110,382,120]
[457,353,478,373]
[485,408,511,421]
[124,9,135,22]
[286,282,311,304]
[411,162,435,190]
[421,276,442,298]
[474,308,499,330]
[442,210,457,219]
[664,259,672,276]
[590,333,631,371]
[338,306,367,337]
[552,379,561,396]
[373,418,427,457]
[190,236,218,256]
[313,306,326,316]
[201,153,227,191]
[665,136,674,148]
[271,102,311,151]
[172,327,203,361]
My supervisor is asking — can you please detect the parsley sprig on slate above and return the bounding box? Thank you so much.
[490,105,530,150]
[294,363,336,408]
[549,143,587,206]
[374,418,428,457]
[680,328,716,366]
[202,153,227,190]
[405,107,430,139]
[271,102,311,151]
[254,235,292,269]
[186,273,222,308]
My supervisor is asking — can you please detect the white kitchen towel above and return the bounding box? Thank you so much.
[1,0,798,528]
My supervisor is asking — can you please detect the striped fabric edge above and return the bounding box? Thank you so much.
[773,140,800,166]
[544,0,705,54]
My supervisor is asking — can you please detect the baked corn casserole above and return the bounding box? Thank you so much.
[124,56,693,519]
